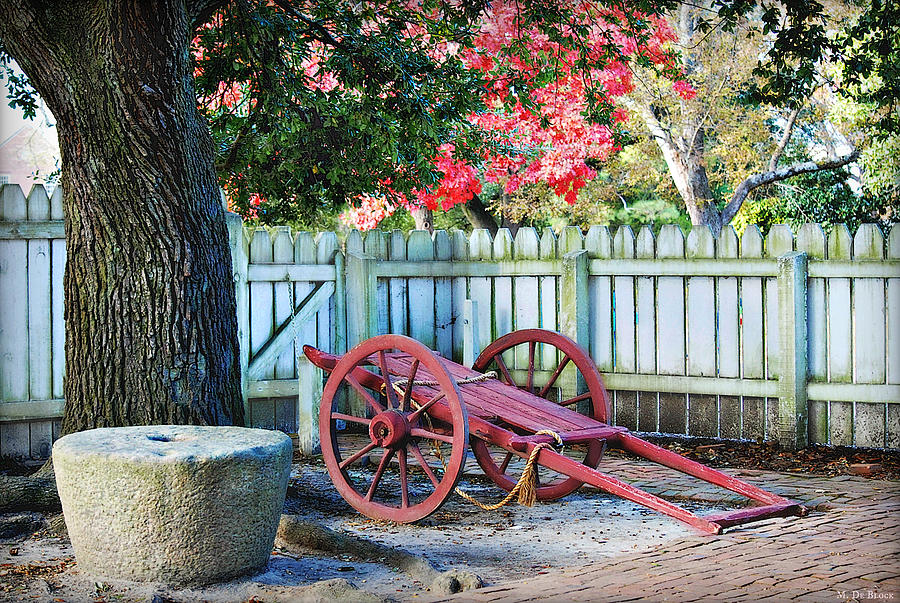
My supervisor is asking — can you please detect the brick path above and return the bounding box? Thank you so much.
[426,457,900,602]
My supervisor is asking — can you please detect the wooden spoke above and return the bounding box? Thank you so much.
[339,441,378,470]
[410,427,454,444]
[365,448,395,501]
[331,412,371,426]
[494,354,515,385]
[471,329,608,502]
[407,391,445,423]
[346,374,385,413]
[402,359,420,412]
[317,333,468,522]
[559,391,593,407]
[538,354,571,398]
[526,341,536,393]
[379,350,400,410]
[408,442,440,489]
[398,448,409,508]
[499,451,514,474]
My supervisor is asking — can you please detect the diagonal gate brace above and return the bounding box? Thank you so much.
[248,281,334,381]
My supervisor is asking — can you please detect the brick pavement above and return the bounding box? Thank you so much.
[426,457,900,602]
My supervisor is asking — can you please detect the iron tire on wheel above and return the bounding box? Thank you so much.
[471,329,610,501]
[319,334,468,523]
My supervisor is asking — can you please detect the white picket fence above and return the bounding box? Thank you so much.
[1,183,898,460]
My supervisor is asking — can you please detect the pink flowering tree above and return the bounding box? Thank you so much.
[338,2,686,231]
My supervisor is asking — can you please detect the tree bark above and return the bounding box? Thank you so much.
[410,207,435,233]
[0,0,243,432]
[722,150,860,225]
[459,194,499,235]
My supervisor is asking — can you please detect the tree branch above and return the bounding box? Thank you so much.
[623,98,674,148]
[767,105,802,172]
[270,0,352,53]
[722,150,860,225]
[187,0,228,29]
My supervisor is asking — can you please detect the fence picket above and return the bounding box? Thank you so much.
[613,226,636,430]
[717,227,740,439]
[450,230,468,362]
[50,187,65,399]
[249,228,275,427]
[26,186,52,402]
[687,226,716,437]
[656,225,686,435]
[388,230,408,337]
[470,229,494,353]
[513,227,540,370]
[765,225,793,438]
[493,229,514,365]
[0,423,29,460]
[433,230,453,358]
[316,232,339,353]
[827,225,854,445]
[0,185,29,405]
[364,230,389,336]
[30,420,53,459]
[887,228,900,448]
[797,224,828,444]
[407,230,436,349]
[273,227,295,382]
[585,226,613,372]
[635,226,657,432]
[853,224,886,448]
[294,231,318,353]
[538,228,557,368]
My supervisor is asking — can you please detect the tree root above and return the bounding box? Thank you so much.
[276,515,482,594]
[0,463,59,513]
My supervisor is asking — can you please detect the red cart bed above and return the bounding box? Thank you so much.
[304,330,806,534]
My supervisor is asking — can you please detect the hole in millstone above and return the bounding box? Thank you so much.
[146,435,171,442]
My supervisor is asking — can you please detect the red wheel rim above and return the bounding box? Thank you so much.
[471,329,610,501]
[319,334,468,523]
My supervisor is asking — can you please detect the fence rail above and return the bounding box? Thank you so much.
[1,183,897,460]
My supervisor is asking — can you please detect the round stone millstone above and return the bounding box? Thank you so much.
[53,425,293,586]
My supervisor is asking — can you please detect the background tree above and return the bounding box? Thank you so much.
[618,1,868,236]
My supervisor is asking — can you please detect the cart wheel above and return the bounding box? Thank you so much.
[470,329,610,501]
[319,334,469,523]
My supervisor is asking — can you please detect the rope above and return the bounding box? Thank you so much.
[383,371,498,396]
[385,368,561,510]
[453,430,563,510]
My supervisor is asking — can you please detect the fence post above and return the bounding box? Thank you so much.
[226,211,250,426]
[345,251,376,416]
[560,249,589,349]
[345,251,377,349]
[776,251,808,449]
[297,354,322,455]
[333,250,347,355]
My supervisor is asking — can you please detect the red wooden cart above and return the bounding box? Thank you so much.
[304,330,806,534]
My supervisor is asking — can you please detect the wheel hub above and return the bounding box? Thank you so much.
[369,410,410,448]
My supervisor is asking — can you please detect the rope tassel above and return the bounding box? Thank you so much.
[454,429,563,510]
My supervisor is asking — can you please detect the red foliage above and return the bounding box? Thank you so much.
[342,2,682,229]
[194,3,687,229]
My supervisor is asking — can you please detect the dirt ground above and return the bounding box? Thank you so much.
[1,438,897,603]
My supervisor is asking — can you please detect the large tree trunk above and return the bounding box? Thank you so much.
[459,194,499,235]
[0,1,243,433]
[410,207,435,233]
[663,152,723,234]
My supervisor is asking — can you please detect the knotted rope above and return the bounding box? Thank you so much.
[384,371,498,393]
[386,372,562,510]
[452,429,563,510]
